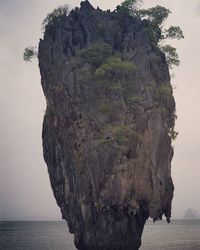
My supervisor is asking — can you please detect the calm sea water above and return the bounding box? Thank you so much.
[0,220,200,250]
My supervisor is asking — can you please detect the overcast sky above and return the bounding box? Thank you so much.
[0,0,200,221]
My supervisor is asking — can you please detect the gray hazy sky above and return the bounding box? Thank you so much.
[1,0,200,220]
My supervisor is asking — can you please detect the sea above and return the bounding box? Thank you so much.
[0,220,200,250]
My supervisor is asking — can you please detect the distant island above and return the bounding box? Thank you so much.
[183,208,200,220]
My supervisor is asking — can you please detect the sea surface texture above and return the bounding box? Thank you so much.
[0,220,200,250]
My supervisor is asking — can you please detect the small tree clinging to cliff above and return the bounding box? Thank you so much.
[118,0,143,16]
[160,45,180,67]
[23,4,69,62]
[23,46,38,62]
[41,4,69,30]
[118,0,184,68]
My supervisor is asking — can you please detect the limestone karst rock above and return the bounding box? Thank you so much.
[39,1,175,249]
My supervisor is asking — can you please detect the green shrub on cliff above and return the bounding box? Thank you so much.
[23,46,38,62]
[42,4,69,30]
[117,0,143,16]
[159,84,172,96]
[139,5,171,27]
[168,128,178,141]
[118,0,184,68]
[98,125,134,146]
[160,45,180,68]
[78,42,113,67]
[127,95,142,105]
[95,56,135,79]
[163,26,184,40]
[78,43,135,80]
[23,3,69,62]
[23,4,69,62]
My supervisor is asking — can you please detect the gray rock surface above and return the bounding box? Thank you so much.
[39,1,176,249]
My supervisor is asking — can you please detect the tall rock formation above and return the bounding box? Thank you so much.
[39,1,175,249]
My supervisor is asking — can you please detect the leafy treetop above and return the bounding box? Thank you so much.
[95,56,135,79]
[139,5,171,26]
[118,0,143,16]
[117,0,184,68]
[42,4,69,30]
[24,5,70,62]
[23,46,38,62]
[78,42,113,67]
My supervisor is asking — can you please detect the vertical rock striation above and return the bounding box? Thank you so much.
[39,1,175,249]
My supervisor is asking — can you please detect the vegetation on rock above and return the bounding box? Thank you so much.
[41,4,69,30]
[78,42,113,68]
[98,124,136,146]
[23,46,38,62]
[118,0,184,68]
[127,95,142,105]
[117,0,143,16]
[168,127,178,141]
[24,1,183,69]
[159,84,172,96]
[160,45,180,68]
[23,5,69,62]
[95,55,135,80]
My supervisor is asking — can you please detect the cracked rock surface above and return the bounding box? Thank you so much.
[39,1,175,249]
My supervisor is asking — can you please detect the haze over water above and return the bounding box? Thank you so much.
[1,220,200,250]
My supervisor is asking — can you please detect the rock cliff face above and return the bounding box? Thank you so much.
[39,1,175,249]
